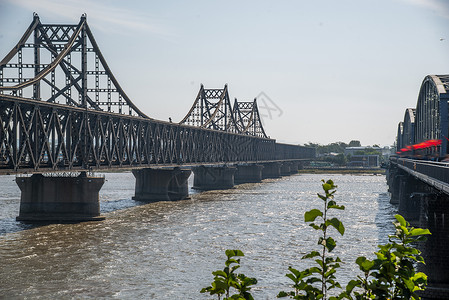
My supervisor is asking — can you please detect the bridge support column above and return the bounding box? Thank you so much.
[418,193,449,299]
[261,162,281,179]
[234,164,264,184]
[132,168,191,201]
[290,161,299,174]
[192,165,236,190]
[397,176,428,225]
[280,162,292,176]
[387,165,400,204]
[389,174,405,204]
[16,172,105,222]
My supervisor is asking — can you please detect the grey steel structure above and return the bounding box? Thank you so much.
[396,75,449,155]
[0,15,314,174]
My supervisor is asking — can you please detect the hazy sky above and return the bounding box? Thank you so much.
[1,0,448,146]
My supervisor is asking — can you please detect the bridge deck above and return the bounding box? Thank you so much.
[391,157,449,195]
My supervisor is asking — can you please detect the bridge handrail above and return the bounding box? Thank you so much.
[392,158,449,185]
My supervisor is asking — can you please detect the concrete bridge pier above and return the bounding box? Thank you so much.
[261,162,281,179]
[386,165,400,203]
[389,173,405,204]
[417,192,449,299]
[280,162,292,176]
[132,167,191,201]
[192,165,236,190]
[397,175,428,225]
[289,161,299,174]
[16,172,105,222]
[234,164,264,184]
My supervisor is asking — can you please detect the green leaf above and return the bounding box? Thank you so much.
[302,251,321,259]
[212,270,227,278]
[309,223,322,230]
[328,204,345,210]
[345,279,361,293]
[326,218,345,235]
[325,237,337,252]
[305,209,323,222]
[395,214,407,227]
[277,291,290,298]
[355,256,375,272]
[225,249,244,258]
[409,228,431,237]
[322,179,336,192]
[317,193,328,201]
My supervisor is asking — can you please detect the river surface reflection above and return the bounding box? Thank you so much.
[0,173,395,299]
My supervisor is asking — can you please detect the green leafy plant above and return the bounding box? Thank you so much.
[278,179,345,299]
[201,179,431,300]
[201,249,257,300]
[343,214,431,300]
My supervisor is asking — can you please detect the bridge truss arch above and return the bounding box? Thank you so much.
[179,84,268,138]
[397,121,404,152]
[232,98,267,138]
[401,108,415,148]
[0,13,148,118]
[414,75,449,155]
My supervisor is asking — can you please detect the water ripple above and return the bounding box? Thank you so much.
[0,173,396,299]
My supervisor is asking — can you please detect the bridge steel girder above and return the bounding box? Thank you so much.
[232,98,268,138]
[0,95,314,173]
[391,158,449,195]
[401,108,415,149]
[396,121,404,152]
[413,75,449,156]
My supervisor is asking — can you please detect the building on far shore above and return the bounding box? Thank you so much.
[347,155,379,167]
[344,146,391,157]
[344,146,391,168]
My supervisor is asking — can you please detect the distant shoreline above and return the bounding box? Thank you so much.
[299,168,386,175]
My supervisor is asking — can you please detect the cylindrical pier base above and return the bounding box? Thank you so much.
[16,172,105,222]
[132,168,191,201]
[192,165,236,190]
[280,162,292,176]
[261,162,281,179]
[234,164,264,184]
[418,193,449,299]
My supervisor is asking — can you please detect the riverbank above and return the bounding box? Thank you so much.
[299,167,386,175]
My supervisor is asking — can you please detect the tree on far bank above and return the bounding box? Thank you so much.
[348,140,361,147]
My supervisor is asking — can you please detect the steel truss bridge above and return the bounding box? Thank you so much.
[0,14,314,174]
[389,75,449,299]
[396,75,449,156]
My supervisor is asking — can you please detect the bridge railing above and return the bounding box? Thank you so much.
[392,157,449,184]
[275,142,316,160]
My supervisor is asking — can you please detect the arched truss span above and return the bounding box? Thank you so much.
[397,122,404,152]
[414,75,449,154]
[401,108,415,148]
[232,98,268,138]
[0,14,148,118]
[179,84,238,132]
[179,84,268,138]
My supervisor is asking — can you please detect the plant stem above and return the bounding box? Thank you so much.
[322,193,328,299]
